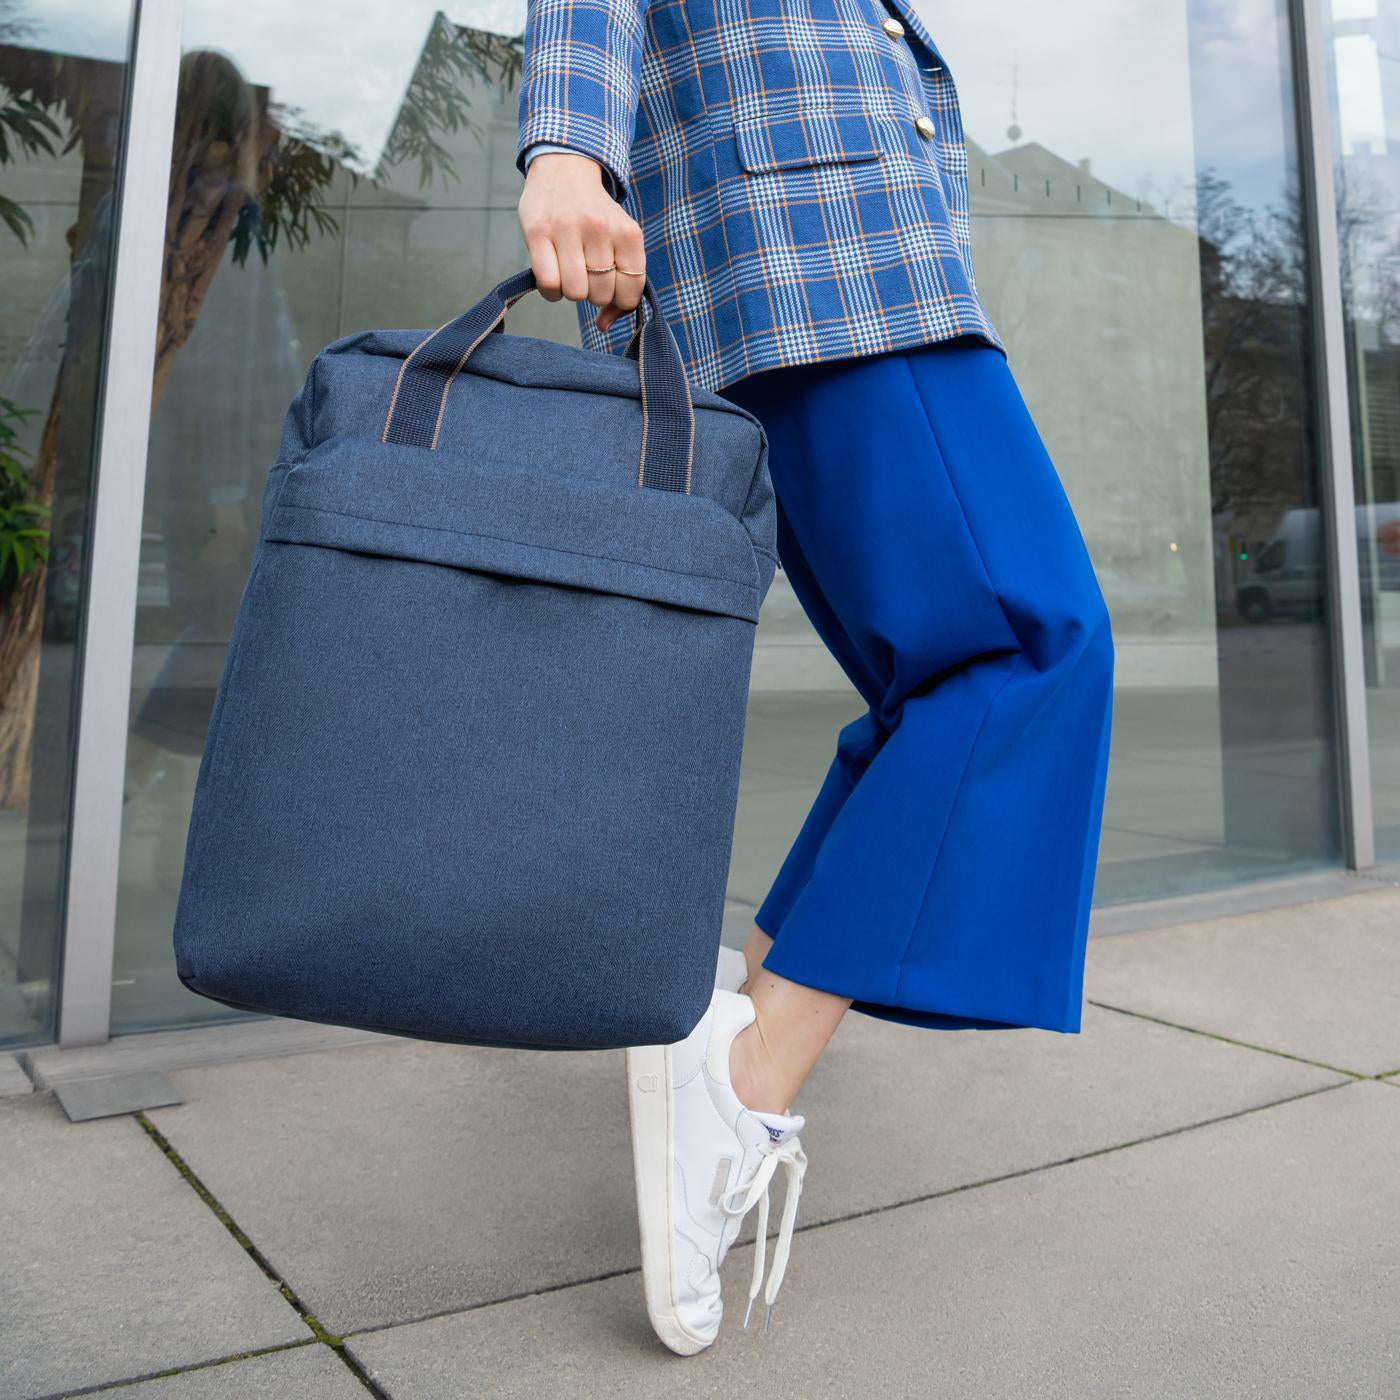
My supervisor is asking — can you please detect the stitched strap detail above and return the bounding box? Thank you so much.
[382,270,694,494]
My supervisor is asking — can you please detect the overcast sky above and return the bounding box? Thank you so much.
[19,0,1320,220]
[933,0,1305,217]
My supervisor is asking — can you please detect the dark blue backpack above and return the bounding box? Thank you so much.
[173,271,777,1049]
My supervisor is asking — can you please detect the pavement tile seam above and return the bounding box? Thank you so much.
[27,1340,328,1400]
[131,1114,388,1399]
[335,1080,1352,1346]
[706,1079,1354,1249]
[337,1264,651,1346]
[1087,998,1373,1079]
[345,1081,1400,1396]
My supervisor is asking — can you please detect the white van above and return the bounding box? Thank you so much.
[1236,504,1400,623]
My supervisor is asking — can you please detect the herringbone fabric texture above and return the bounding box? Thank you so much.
[516,0,1002,392]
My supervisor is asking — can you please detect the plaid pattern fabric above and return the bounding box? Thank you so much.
[517,0,1003,393]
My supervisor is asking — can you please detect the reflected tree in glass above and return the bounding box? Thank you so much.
[1196,168,1316,611]
[0,17,124,807]
[0,11,520,808]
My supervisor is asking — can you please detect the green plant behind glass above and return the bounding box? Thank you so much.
[0,396,49,597]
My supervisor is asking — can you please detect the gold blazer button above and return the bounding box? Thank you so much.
[914,115,936,139]
[881,16,905,37]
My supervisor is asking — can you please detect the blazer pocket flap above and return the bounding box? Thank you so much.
[733,96,884,173]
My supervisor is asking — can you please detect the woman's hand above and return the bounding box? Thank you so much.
[518,152,646,334]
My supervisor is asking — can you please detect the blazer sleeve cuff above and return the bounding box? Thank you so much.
[516,113,631,204]
[520,139,623,202]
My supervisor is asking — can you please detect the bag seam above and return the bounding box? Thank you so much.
[268,501,761,597]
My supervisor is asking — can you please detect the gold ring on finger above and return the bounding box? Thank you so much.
[585,264,616,275]
[615,267,645,277]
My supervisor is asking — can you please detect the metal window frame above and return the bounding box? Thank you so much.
[1291,0,1376,872]
[56,0,186,1046]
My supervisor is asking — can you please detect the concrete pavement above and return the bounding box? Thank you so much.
[3,884,1398,1398]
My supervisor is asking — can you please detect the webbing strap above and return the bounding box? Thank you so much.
[382,270,694,493]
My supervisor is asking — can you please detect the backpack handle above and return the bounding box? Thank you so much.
[381,269,695,494]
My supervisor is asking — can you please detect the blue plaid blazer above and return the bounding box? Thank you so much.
[516,0,1003,392]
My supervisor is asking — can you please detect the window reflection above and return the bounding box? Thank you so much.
[113,3,568,1030]
[0,3,134,1046]
[924,0,1339,898]
[114,0,1347,1030]
[1330,0,1400,860]
[707,0,1342,927]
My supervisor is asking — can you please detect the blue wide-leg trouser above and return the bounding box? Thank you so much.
[719,340,1114,1034]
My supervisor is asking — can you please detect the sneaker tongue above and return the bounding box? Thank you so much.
[754,1111,804,1145]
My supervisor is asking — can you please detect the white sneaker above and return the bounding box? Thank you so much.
[626,989,807,1355]
[715,944,747,993]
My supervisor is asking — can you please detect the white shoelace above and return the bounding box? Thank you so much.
[720,1134,808,1335]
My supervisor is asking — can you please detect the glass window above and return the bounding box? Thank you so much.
[0,3,134,1046]
[112,0,577,1031]
[116,0,1344,1033]
[738,0,1342,915]
[959,0,1340,902]
[1328,0,1400,861]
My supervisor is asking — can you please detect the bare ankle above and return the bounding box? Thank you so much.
[728,1021,790,1115]
[740,926,772,997]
